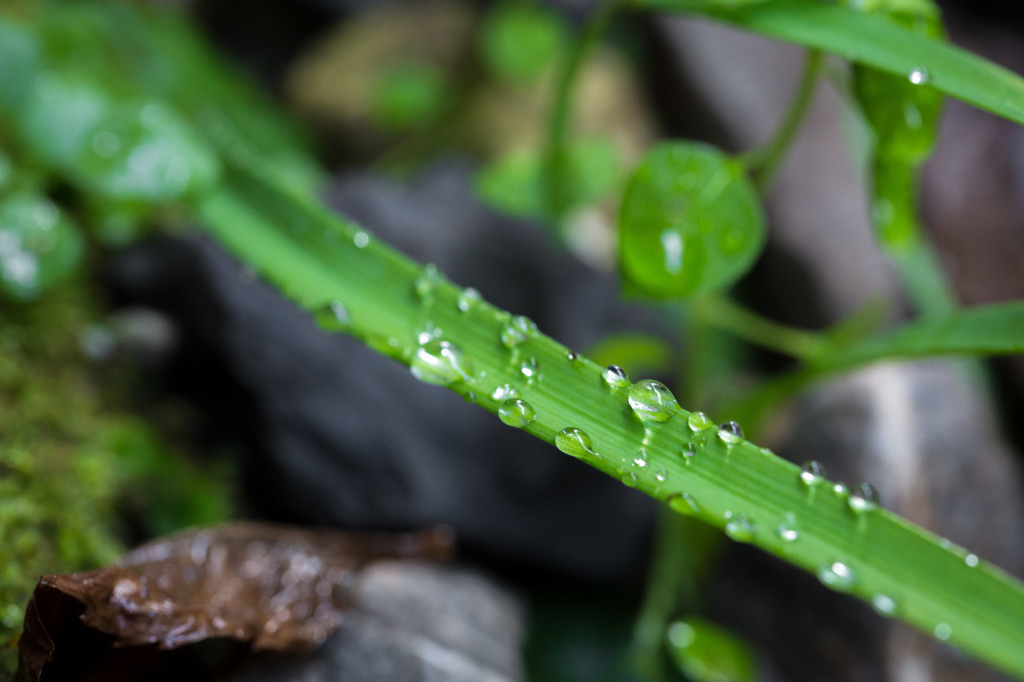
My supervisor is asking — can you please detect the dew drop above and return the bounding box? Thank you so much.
[353,231,370,248]
[628,380,681,423]
[965,553,979,568]
[491,383,518,401]
[687,411,714,432]
[620,471,639,487]
[799,461,827,487]
[414,264,442,299]
[681,443,695,464]
[567,350,579,362]
[463,391,477,404]
[777,520,799,543]
[555,427,594,459]
[410,340,473,386]
[668,492,701,516]
[655,468,668,483]
[602,365,630,389]
[724,514,756,542]
[315,300,350,331]
[457,287,481,312]
[717,421,743,445]
[498,399,536,428]
[872,594,898,617]
[521,356,540,380]
[848,482,880,513]
[908,67,931,85]
[501,315,537,348]
[934,623,952,641]
[833,482,849,496]
[818,560,856,592]
[633,450,648,468]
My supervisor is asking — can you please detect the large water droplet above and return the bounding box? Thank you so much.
[908,67,931,85]
[724,513,756,542]
[457,287,481,312]
[499,399,536,428]
[602,365,630,389]
[491,383,518,400]
[872,594,898,617]
[628,380,681,423]
[818,560,856,592]
[410,340,472,386]
[501,315,537,348]
[717,421,743,445]
[668,492,701,516]
[848,482,880,513]
[688,411,714,432]
[934,623,952,641]
[555,427,594,459]
[799,461,827,487]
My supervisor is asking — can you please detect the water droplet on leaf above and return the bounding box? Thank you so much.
[602,365,630,389]
[681,443,695,464]
[965,554,979,568]
[799,461,827,487]
[818,560,856,592]
[908,67,931,85]
[872,594,898,617]
[717,421,743,445]
[555,427,594,459]
[688,411,714,432]
[499,399,536,428]
[934,623,952,641]
[410,340,472,386]
[501,315,537,348]
[353,231,370,248]
[628,379,681,423]
[724,514,756,542]
[668,492,701,516]
[848,482,880,513]
[655,468,668,482]
[457,287,481,312]
[491,384,518,400]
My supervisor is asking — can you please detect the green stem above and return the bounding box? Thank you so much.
[697,296,828,360]
[545,0,630,220]
[744,49,823,193]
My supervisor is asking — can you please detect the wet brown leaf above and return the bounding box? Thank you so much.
[16,522,454,682]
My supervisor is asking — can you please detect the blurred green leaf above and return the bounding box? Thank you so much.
[0,16,39,117]
[666,618,757,682]
[0,192,83,301]
[475,137,621,219]
[371,62,452,132]
[619,142,764,299]
[481,1,569,85]
[585,332,674,378]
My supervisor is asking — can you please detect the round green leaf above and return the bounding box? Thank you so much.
[0,193,83,301]
[480,2,568,85]
[619,142,765,299]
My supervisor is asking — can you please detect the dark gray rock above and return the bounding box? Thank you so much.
[222,561,524,682]
[109,161,663,584]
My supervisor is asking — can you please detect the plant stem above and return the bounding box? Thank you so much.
[744,49,823,193]
[545,0,630,220]
[697,296,828,360]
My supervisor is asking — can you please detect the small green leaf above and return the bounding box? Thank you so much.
[371,62,452,132]
[475,137,621,219]
[618,142,765,299]
[816,300,1024,369]
[666,618,757,682]
[0,192,83,301]
[481,2,569,85]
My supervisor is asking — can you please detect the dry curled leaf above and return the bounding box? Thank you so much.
[17,522,454,682]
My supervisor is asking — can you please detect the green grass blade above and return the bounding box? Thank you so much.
[817,300,1024,369]
[640,0,1024,129]
[198,165,1024,678]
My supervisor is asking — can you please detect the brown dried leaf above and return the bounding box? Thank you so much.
[16,522,454,682]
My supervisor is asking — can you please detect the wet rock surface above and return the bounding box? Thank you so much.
[109,161,663,585]
[221,561,524,682]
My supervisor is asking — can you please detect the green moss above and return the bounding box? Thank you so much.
[0,279,237,677]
